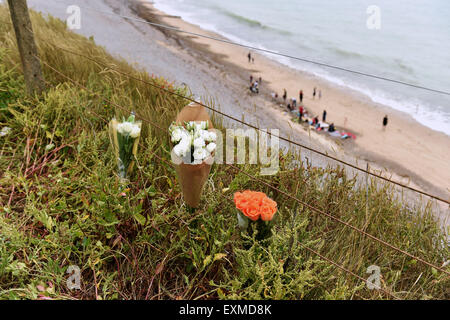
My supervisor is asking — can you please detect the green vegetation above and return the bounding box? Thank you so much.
[0,6,448,300]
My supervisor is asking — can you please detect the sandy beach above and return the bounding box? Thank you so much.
[130,2,450,196]
[26,0,449,223]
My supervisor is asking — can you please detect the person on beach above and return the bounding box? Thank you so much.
[252,57,255,64]
[313,87,317,99]
[259,77,262,84]
[248,52,251,63]
[287,103,292,111]
[322,110,327,122]
[319,90,322,99]
[250,75,253,83]
[299,90,303,103]
[312,116,320,128]
[299,106,304,122]
[328,123,335,132]
[292,98,297,108]
[283,89,287,102]
[383,115,388,130]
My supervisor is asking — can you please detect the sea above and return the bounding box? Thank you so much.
[151,0,450,136]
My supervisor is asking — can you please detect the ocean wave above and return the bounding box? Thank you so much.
[328,47,364,59]
[216,7,292,36]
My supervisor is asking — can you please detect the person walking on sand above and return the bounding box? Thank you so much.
[283,89,287,102]
[322,110,327,122]
[313,87,316,100]
[248,52,251,63]
[299,106,304,122]
[250,75,253,83]
[383,115,388,131]
[299,90,303,103]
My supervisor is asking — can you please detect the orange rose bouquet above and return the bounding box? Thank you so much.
[233,190,277,242]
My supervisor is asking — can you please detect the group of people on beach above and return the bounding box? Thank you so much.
[249,75,262,94]
[246,51,389,138]
[273,87,357,139]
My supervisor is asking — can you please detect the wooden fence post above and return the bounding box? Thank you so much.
[7,0,45,95]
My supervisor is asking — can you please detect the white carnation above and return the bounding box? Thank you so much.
[129,124,141,138]
[0,127,11,137]
[117,122,134,135]
[206,142,216,153]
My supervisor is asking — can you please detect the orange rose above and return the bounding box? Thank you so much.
[233,190,277,222]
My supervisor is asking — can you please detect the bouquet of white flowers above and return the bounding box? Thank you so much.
[109,113,142,180]
[170,101,217,209]
[170,120,217,164]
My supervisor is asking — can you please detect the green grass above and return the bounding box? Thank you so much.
[0,5,448,300]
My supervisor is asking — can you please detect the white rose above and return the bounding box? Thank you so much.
[171,128,183,143]
[193,137,205,148]
[208,131,217,142]
[193,148,207,161]
[206,142,216,153]
[201,131,209,142]
[180,129,190,141]
[130,124,141,138]
[181,137,191,149]
[173,144,183,157]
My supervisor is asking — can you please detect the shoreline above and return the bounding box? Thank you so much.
[131,0,450,202]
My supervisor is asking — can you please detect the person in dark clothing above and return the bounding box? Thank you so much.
[312,116,319,125]
[283,89,287,102]
[299,106,304,122]
[299,90,303,103]
[250,75,253,83]
[287,103,291,111]
[313,116,320,129]
[248,52,251,63]
[383,115,388,130]
[313,87,316,99]
[322,110,327,122]
[328,123,335,132]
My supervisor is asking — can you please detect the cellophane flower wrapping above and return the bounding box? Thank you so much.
[109,114,141,180]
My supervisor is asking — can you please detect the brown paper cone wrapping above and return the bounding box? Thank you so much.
[173,102,214,208]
